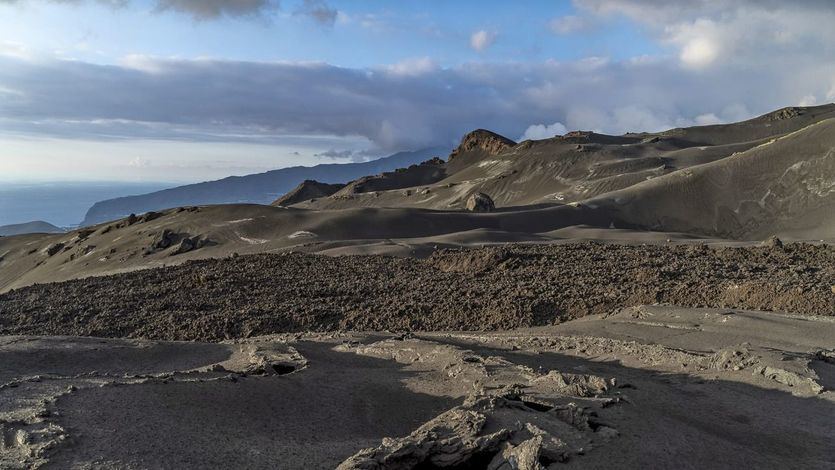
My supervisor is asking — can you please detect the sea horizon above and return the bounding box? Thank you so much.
[0,181,179,228]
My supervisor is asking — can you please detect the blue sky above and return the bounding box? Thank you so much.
[0,1,660,66]
[1,0,834,182]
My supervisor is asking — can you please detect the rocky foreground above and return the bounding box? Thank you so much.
[1,306,833,469]
[0,242,832,341]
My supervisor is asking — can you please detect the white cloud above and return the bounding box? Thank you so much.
[575,56,609,71]
[385,57,437,77]
[470,30,497,52]
[0,85,23,96]
[798,94,817,107]
[119,54,168,74]
[520,122,568,141]
[695,113,722,125]
[0,41,32,60]
[549,15,588,35]
[719,103,753,123]
[610,106,674,133]
[294,0,337,27]
[679,36,719,68]
[0,41,832,153]
[576,0,835,70]
[155,0,277,19]
[128,156,150,167]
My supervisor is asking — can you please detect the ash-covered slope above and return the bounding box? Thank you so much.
[652,104,835,146]
[1,104,833,291]
[332,157,447,197]
[272,180,346,206]
[294,105,835,214]
[81,147,448,226]
[596,117,835,239]
[290,109,820,213]
[289,104,835,240]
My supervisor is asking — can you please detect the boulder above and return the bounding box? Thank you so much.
[488,436,546,470]
[45,242,65,257]
[172,237,195,255]
[763,236,783,248]
[151,229,175,250]
[139,211,163,223]
[75,229,95,241]
[466,192,495,212]
[170,236,211,255]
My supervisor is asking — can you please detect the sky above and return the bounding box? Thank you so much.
[1,0,834,182]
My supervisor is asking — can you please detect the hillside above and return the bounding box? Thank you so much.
[272,180,346,206]
[594,117,835,239]
[0,221,64,236]
[293,105,835,212]
[1,104,834,291]
[81,147,448,226]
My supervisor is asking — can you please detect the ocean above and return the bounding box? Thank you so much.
[0,182,175,228]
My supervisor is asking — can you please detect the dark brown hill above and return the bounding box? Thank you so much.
[272,180,346,206]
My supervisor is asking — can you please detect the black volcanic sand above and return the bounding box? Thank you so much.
[48,342,458,469]
[0,242,832,341]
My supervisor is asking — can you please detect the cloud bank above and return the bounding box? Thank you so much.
[155,0,277,19]
[0,0,834,154]
[573,0,835,70]
[2,51,831,152]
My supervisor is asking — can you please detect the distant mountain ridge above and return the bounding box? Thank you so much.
[81,148,448,226]
[0,221,65,236]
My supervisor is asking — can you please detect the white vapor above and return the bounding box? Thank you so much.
[520,122,568,141]
[470,30,497,52]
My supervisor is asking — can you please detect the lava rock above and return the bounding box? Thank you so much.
[466,193,495,212]
[763,236,784,249]
[140,211,163,223]
[151,229,175,250]
[45,243,65,256]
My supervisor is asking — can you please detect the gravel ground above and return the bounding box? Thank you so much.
[0,242,832,341]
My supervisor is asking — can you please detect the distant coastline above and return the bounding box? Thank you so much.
[0,181,176,228]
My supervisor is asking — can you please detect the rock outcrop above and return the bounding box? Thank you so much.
[766,106,803,121]
[147,229,210,255]
[44,242,65,257]
[762,236,784,248]
[466,192,496,212]
[150,229,175,250]
[338,338,621,469]
[334,157,447,196]
[448,129,516,162]
[272,180,346,206]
